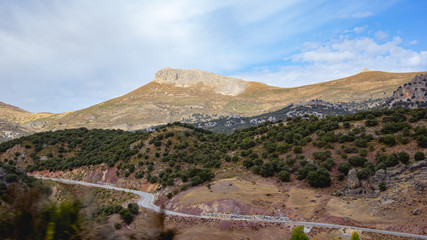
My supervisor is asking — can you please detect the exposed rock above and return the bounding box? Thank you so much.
[346,169,360,189]
[386,74,427,108]
[372,169,386,184]
[153,68,248,96]
[411,208,421,215]
[386,164,407,178]
[409,160,427,171]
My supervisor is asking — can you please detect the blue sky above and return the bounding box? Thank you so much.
[0,0,426,113]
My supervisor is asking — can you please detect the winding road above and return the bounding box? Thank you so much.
[37,176,427,239]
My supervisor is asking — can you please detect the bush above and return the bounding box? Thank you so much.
[278,170,290,182]
[307,168,331,188]
[338,162,351,175]
[127,203,139,215]
[293,146,302,154]
[114,222,122,230]
[414,151,425,161]
[289,226,309,240]
[350,232,360,240]
[398,151,410,164]
[379,134,396,147]
[348,156,367,167]
[119,208,134,224]
[356,168,371,180]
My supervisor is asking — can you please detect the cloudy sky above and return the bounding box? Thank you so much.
[0,0,426,113]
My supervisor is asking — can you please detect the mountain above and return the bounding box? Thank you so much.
[0,68,426,141]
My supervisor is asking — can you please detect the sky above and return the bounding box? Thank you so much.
[0,0,426,113]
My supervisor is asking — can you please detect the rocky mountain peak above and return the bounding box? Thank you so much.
[153,68,248,96]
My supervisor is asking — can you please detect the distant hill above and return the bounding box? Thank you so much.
[0,68,426,141]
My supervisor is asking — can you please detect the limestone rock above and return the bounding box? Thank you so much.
[346,169,360,189]
[153,68,248,96]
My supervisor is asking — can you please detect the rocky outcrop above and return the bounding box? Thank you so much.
[387,74,427,108]
[343,160,427,198]
[153,68,248,96]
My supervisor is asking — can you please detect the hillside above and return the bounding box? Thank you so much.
[1,107,426,238]
[1,69,425,142]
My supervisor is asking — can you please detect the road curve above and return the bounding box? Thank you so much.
[37,177,427,240]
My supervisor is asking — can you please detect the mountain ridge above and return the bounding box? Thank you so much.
[1,68,426,142]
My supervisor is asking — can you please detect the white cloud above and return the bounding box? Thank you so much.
[344,26,365,34]
[409,40,419,45]
[0,1,402,112]
[236,35,427,87]
[374,30,388,40]
[351,12,374,18]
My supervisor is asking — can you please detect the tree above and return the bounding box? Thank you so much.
[128,203,139,215]
[307,168,331,188]
[398,151,410,164]
[278,170,291,182]
[350,231,360,240]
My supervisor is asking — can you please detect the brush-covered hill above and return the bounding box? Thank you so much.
[1,107,426,195]
[1,69,425,141]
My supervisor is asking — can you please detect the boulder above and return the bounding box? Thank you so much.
[346,169,360,189]
[411,208,421,215]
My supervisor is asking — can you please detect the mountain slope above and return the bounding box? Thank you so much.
[2,69,426,137]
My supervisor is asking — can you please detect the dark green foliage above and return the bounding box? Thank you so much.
[365,119,379,127]
[297,163,317,180]
[293,146,302,154]
[356,168,371,180]
[128,203,139,215]
[414,151,425,161]
[119,208,134,224]
[338,162,351,175]
[398,151,410,164]
[307,168,331,188]
[348,156,367,167]
[312,151,331,161]
[379,134,396,146]
[278,170,290,182]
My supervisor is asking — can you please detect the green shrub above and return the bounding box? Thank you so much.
[307,168,331,188]
[278,170,290,182]
[414,151,425,161]
[288,226,309,240]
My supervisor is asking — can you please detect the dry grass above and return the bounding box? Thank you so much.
[179,178,280,206]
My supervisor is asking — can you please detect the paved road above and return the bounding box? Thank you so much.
[37,176,427,239]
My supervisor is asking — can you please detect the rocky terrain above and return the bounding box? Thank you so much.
[387,74,427,109]
[193,99,355,133]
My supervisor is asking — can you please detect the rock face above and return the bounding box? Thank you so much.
[343,161,427,198]
[387,74,427,108]
[153,68,248,96]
